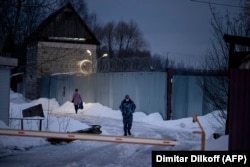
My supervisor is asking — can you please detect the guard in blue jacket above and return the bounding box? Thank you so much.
[119,95,136,136]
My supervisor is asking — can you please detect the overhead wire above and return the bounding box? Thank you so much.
[190,0,249,9]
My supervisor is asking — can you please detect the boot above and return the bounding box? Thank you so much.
[128,130,131,136]
[124,127,127,136]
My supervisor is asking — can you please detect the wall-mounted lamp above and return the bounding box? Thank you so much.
[98,53,108,59]
[102,53,108,58]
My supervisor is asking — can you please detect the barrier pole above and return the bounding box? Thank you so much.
[0,128,180,146]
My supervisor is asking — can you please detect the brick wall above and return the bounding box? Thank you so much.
[36,42,97,76]
[25,41,97,99]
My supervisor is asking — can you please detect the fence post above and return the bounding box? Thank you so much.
[192,114,206,151]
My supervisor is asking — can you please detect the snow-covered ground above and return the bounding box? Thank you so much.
[0,90,228,166]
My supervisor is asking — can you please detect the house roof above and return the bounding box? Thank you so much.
[224,34,250,68]
[27,2,100,45]
[224,34,250,47]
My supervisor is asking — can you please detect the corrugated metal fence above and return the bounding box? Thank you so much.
[40,72,167,118]
[40,72,222,120]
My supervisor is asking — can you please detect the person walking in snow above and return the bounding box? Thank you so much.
[119,94,136,136]
[72,88,82,114]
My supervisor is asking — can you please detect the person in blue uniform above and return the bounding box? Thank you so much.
[119,95,136,136]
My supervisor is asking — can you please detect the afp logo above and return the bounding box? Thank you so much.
[222,155,247,164]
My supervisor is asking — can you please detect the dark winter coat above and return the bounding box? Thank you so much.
[119,99,136,120]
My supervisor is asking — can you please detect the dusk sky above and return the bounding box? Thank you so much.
[85,0,241,67]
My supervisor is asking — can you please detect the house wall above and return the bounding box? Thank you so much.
[0,56,17,125]
[36,42,97,75]
[229,69,250,150]
[25,42,97,99]
[0,68,11,125]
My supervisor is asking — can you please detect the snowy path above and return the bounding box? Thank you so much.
[0,115,199,166]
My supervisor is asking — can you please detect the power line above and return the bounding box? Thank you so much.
[190,0,248,9]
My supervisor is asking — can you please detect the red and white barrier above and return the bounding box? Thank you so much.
[0,128,180,146]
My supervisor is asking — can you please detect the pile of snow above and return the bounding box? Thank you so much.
[0,91,228,151]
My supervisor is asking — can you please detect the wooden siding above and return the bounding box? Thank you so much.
[28,3,99,45]
[229,69,250,150]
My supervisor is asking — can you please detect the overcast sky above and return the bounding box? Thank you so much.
[85,0,241,66]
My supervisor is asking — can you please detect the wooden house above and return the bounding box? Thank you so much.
[224,34,250,150]
[24,3,100,99]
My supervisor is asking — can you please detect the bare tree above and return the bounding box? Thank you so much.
[97,21,116,58]
[239,0,250,36]
[95,19,151,72]
[0,0,57,47]
[114,21,127,57]
[17,0,57,42]
[114,20,149,57]
[0,0,23,53]
[96,20,149,58]
[198,1,250,131]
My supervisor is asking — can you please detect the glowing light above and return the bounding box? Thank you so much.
[102,53,108,58]
[86,50,92,56]
[78,60,92,74]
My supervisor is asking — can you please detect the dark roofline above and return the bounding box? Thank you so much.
[27,2,100,45]
[224,34,250,47]
[0,56,18,67]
